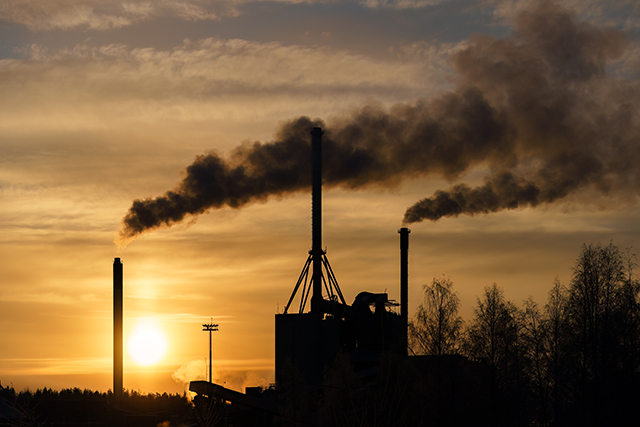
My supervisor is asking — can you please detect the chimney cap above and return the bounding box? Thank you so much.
[398,228,411,234]
[311,127,323,135]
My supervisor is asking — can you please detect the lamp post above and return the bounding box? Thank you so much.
[202,322,218,383]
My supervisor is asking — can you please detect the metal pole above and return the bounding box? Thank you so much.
[202,322,218,382]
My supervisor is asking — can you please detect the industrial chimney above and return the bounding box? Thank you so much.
[399,228,410,355]
[113,258,123,405]
[281,127,347,315]
[310,127,324,314]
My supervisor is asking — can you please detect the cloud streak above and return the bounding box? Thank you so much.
[0,38,433,135]
[2,0,634,33]
[0,292,101,305]
[0,0,235,31]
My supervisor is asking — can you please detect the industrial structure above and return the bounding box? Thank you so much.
[190,127,412,410]
[187,127,492,425]
[274,127,406,387]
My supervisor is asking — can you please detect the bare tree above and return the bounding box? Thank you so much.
[464,283,525,426]
[563,241,640,424]
[521,297,550,426]
[465,284,520,365]
[544,276,570,423]
[409,276,463,356]
[568,243,625,385]
[618,249,640,374]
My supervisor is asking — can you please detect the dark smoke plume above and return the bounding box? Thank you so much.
[117,1,638,246]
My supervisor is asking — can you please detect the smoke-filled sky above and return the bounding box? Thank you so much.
[1,0,639,394]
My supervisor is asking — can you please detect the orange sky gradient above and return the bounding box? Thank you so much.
[1,0,640,395]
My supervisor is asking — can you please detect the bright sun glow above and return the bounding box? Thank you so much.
[128,320,168,366]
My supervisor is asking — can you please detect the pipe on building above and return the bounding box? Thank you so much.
[399,228,410,354]
[113,258,123,404]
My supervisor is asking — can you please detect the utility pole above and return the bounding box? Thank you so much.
[202,321,218,383]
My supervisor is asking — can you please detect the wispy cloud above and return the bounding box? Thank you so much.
[1,0,635,37]
[16,37,430,93]
[167,294,212,301]
[0,357,112,375]
[0,37,442,135]
[359,0,452,9]
[0,0,238,31]
[0,292,101,305]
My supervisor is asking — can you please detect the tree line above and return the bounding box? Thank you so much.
[0,385,193,426]
[409,241,640,426]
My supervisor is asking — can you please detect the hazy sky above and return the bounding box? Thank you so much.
[1,0,639,395]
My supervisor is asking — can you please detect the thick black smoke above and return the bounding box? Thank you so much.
[118,116,321,245]
[117,1,638,245]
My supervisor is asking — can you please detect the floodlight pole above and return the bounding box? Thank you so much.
[202,322,219,383]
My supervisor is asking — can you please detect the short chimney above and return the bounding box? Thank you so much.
[399,228,410,355]
[113,258,123,405]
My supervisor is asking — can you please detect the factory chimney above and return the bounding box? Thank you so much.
[281,127,346,315]
[310,127,324,314]
[113,258,123,405]
[399,228,410,355]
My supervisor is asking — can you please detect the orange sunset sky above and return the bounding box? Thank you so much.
[1,0,640,395]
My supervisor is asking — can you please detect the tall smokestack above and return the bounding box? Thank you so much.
[311,127,323,314]
[113,258,123,405]
[399,228,410,355]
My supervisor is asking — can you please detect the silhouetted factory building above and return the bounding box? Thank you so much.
[189,127,492,426]
[274,128,406,388]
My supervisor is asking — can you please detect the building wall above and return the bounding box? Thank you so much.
[275,313,340,388]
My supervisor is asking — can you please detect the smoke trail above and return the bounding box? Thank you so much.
[116,116,321,245]
[117,1,637,245]
[404,172,542,223]
[402,1,632,222]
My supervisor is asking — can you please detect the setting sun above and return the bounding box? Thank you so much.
[128,320,168,366]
